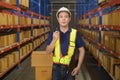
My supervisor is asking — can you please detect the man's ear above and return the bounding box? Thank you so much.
[57,17,59,22]
[69,17,71,22]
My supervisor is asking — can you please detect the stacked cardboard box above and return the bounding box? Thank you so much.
[22,45,27,58]
[0,35,8,48]
[98,0,111,6]
[26,17,31,25]
[100,52,111,73]
[101,31,119,51]
[40,19,45,25]
[20,43,32,59]
[1,0,16,5]
[13,14,18,25]
[116,38,120,55]
[33,18,39,25]
[40,35,45,43]
[12,51,19,63]
[6,54,14,68]
[45,34,49,40]
[0,51,19,74]
[2,0,29,8]
[0,33,17,48]
[45,20,50,25]
[20,15,26,25]
[33,29,40,37]
[83,39,89,49]
[102,14,109,25]
[115,65,120,80]
[78,19,89,25]
[102,12,120,26]
[0,12,18,26]
[20,30,31,41]
[0,13,7,25]
[98,0,105,3]
[91,16,99,25]
[41,28,45,34]
[20,0,29,8]
[34,39,40,48]
[0,57,8,73]
[7,33,17,45]
[110,58,120,76]
[31,51,53,80]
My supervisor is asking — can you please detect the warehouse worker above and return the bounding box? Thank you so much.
[46,7,85,80]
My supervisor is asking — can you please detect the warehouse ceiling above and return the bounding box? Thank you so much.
[50,0,77,29]
[49,0,98,29]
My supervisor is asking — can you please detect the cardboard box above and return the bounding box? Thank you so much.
[2,0,16,5]
[3,57,8,71]
[2,13,7,25]
[98,0,104,3]
[26,0,29,8]
[0,57,8,73]
[20,47,23,58]
[0,58,4,73]
[31,51,53,67]
[0,13,2,25]
[110,58,120,76]
[31,51,53,80]
[0,35,8,48]
[35,67,52,80]
[116,38,120,55]
[6,54,14,67]
[98,0,111,6]
[115,65,120,80]
[12,51,19,63]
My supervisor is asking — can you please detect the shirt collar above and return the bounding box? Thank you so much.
[58,27,71,33]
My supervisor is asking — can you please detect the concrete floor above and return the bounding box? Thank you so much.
[2,42,112,80]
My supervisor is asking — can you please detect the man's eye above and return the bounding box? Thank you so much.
[59,16,63,18]
[63,15,68,18]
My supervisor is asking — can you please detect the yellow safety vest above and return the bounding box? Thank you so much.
[53,28,77,65]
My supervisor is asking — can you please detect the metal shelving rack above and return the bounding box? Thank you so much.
[0,0,50,79]
[77,0,100,63]
[77,0,120,79]
[78,0,120,58]
[76,0,98,19]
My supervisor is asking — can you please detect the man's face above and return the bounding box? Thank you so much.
[57,11,71,27]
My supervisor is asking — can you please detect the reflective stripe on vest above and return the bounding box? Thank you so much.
[53,28,77,65]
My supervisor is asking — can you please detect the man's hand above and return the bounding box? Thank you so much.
[71,67,79,76]
[71,47,85,76]
[53,31,60,41]
[46,31,60,54]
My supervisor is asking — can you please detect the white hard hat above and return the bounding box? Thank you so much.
[56,7,71,18]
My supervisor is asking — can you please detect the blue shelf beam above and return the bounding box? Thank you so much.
[29,0,50,16]
[77,0,98,17]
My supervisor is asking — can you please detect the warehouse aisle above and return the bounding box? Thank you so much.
[84,52,113,80]
[2,42,47,80]
[2,42,112,80]
[0,0,120,80]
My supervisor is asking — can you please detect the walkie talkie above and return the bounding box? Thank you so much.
[54,26,59,32]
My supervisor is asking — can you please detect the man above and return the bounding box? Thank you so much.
[46,7,85,80]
